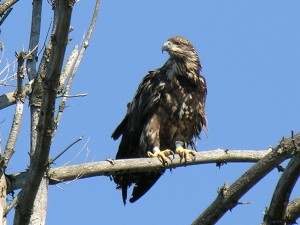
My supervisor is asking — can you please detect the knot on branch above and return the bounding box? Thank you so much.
[217,182,229,196]
[276,133,300,156]
[263,210,287,225]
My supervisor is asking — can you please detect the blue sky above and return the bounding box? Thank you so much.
[1,1,300,224]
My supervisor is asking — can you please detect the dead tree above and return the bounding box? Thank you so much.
[0,1,299,225]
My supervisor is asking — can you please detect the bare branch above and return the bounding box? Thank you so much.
[0,80,34,111]
[26,0,42,81]
[57,93,88,98]
[7,149,268,192]
[0,52,27,178]
[60,136,90,167]
[58,45,78,90]
[191,134,299,225]
[81,0,101,49]
[4,193,17,217]
[262,148,300,224]
[15,51,26,95]
[285,196,300,224]
[55,46,78,127]
[0,7,12,27]
[49,136,83,165]
[55,0,101,128]
[0,91,15,110]
[0,0,18,17]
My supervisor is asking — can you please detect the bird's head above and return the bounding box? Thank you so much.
[162,36,201,71]
[162,36,197,58]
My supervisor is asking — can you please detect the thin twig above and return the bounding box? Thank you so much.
[57,93,88,98]
[0,59,17,86]
[59,138,91,185]
[38,17,52,58]
[4,194,18,217]
[61,137,90,167]
[49,136,83,165]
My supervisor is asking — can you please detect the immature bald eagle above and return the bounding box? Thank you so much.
[112,36,207,204]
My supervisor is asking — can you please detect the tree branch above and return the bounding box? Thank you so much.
[55,0,101,129]
[191,134,300,225]
[26,0,42,81]
[58,45,78,92]
[7,149,268,192]
[285,196,300,224]
[55,45,78,127]
[0,91,15,110]
[0,52,27,178]
[0,80,34,110]
[262,145,300,224]
[49,136,83,165]
[0,0,18,16]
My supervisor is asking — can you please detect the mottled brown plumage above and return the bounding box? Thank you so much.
[112,36,207,204]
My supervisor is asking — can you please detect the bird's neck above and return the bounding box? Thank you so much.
[164,56,201,84]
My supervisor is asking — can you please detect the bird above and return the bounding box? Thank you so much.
[112,36,207,204]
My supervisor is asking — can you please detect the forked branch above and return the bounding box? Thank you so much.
[191,133,300,225]
[262,140,300,225]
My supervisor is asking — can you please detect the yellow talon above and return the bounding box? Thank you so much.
[147,149,173,162]
[175,146,196,161]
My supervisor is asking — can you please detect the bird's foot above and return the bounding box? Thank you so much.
[147,147,174,163]
[175,144,196,161]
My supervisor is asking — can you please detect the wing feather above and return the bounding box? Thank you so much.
[112,70,165,158]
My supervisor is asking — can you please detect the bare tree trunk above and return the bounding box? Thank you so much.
[29,178,49,225]
[0,175,6,225]
[13,1,74,224]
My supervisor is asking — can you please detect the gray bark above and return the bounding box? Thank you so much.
[13,1,74,224]
[7,149,268,192]
[0,175,7,225]
[191,134,300,225]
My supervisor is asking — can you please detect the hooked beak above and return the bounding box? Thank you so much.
[162,40,172,53]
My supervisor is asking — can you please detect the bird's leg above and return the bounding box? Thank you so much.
[175,143,197,161]
[147,147,174,163]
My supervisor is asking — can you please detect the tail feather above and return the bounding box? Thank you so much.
[111,116,128,140]
[129,171,164,203]
[114,174,131,205]
[114,171,164,204]
[121,177,129,205]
